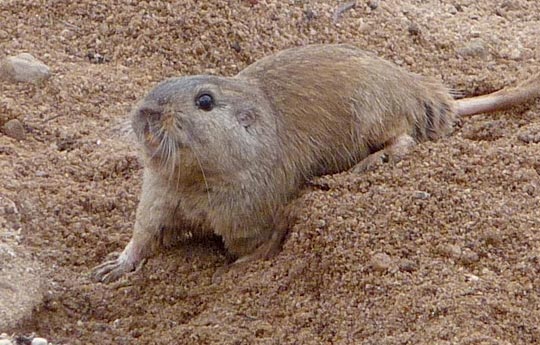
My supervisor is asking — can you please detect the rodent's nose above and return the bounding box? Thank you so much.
[137,104,164,123]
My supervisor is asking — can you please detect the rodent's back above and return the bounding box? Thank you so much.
[237,44,456,177]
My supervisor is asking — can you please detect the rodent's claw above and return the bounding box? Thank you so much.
[92,255,136,283]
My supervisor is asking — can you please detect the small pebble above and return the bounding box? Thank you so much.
[460,249,479,265]
[470,29,481,38]
[0,53,51,83]
[31,338,48,345]
[408,22,421,36]
[399,259,417,272]
[316,219,326,228]
[457,40,487,58]
[439,244,462,259]
[482,230,502,246]
[464,273,480,282]
[413,191,430,200]
[508,48,522,60]
[86,52,107,64]
[35,171,49,177]
[230,41,241,53]
[367,0,379,10]
[2,118,26,140]
[371,252,392,272]
[518,128,540,143]
[304,8,316,20]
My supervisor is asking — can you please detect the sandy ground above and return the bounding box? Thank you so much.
[1,0,540,344]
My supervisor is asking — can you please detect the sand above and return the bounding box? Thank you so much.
[1,0,540,344]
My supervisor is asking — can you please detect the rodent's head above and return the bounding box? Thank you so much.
[131,75,278,177]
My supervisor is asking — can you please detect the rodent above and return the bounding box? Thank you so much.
[93,44,540,283]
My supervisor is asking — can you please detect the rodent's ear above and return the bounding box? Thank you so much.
[235,108,258,129]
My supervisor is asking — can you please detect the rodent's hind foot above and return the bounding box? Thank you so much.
[212,256,253,285]
[351,134,416,173]
[92,249,145,283]
[212,241,280,284]
[214,223,290,284]
[351,150,389,173]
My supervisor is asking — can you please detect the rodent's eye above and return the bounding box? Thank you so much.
[196,93,214,111]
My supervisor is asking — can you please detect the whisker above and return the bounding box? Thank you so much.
[165,135,178,183]
[191,145,212,207]
[104,116,136,147]
[170,122,186,187]
[154,129,169,167]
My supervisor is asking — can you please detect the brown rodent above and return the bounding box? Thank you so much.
[93,44,540,283]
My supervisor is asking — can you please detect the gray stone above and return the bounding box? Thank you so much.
[31,338,48,345]
[367,0,379,10]
[457,40,488,58]
[0,204,44,331]
[2,118,26,140]
[0,53,51,83]
[371,252,393,272]
[413,190,431,200]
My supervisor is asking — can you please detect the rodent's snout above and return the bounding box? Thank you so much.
[137,105,163,125]
[133,104,166,149]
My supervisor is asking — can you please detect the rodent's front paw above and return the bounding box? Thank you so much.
[92,252,137,283]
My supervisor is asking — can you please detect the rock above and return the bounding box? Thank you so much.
[508,48,522,60]
[0,339,13,345]
[31,338,48,345]
[448,5,458,15]
[412,191,430,200]
[230,41,241,53]
[367,0,379,10]
[0,53,51,83]
[482,230,502,246]
[408,22,421,36]
[457,40,488,58]
[517,126,540,143]
[438,244,462,259]
[399,259,417,272]
[370,252,393,272]
[304,8,316,20]
[464,273,480,282]
[2,119,26,140]
[315,219,327,228]
[460,249,479,265]
[0,245,44,331]
[0,195,44,331]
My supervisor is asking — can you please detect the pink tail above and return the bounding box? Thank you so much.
[456,72,540,116]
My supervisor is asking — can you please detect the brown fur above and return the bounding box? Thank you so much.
[93,44,539,283]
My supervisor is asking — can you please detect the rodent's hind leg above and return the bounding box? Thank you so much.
[213,205,295,284]
[351,134,416,173]
[213,229,285,283]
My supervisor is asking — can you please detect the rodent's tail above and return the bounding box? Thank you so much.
[455,72,540,116]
